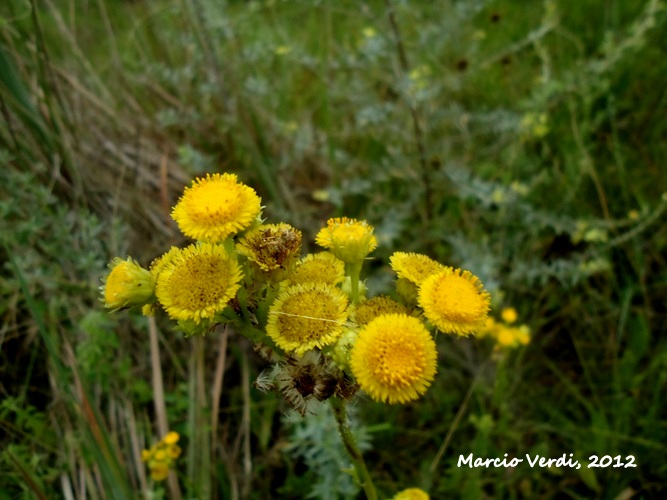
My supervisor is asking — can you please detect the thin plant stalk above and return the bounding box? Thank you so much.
[148,317,182,500]
[329,397,377,500]
[347,262,363,304]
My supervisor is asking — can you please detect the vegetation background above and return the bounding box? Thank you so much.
[1,0,666,498]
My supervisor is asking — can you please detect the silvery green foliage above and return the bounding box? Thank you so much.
[283,404,372,500]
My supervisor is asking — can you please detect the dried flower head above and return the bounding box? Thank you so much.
[254,351,355,415]
[237,223,302,281]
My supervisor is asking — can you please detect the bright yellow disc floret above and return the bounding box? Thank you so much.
[171,173,261,242]
[155,243,242,323]
[266,282,349,355]
[418,268,490,336]
[350,314,437,404]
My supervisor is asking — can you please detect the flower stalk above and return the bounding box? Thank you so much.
[329,397,377,500]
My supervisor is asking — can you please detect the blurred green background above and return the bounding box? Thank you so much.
[1,0,666,498]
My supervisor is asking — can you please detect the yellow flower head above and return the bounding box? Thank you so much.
[142,431,182,482]
[150,462,170,481]
[287,252,345,286]
[350,314,437,404]
[163,432,179,445]
[390,252,445,285]
[496,326,516,347]
[171,173,261,242]
[353,295,409,326]
[100,257,155,311]
[267,282,349,355]
[149,246,182,280]
[237,223,302,280]
[393,488,430,500]
[501,307,518,324]
[315,217,378,264]
[516,325,531,345]
[419,268,490,336]
[155,243,242,323]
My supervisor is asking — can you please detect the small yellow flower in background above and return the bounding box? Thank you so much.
[275,45,291,56]
[237,223,302,281]
[351,314,437,404]
[628,209,640,220]
[352,295,409,326]
[362,26,377,38]
[315,217,378,264]
[142,431,182,482]
[287,252,345,286]
[480,308,531,350]
[501,307,518,324]
[267,282,349,355]
[419,268,490,336]
[520,112,549,140]
[163,431,179,445]
[393,487,430,500]
[155,243,242,324]
[408,65,431,91]
[171,173,261,243]
[100,257,155,312]
[390,252,445,285]
[516,325,530,345]
[510,180,530,196]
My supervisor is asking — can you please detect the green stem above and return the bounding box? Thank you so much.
[329,397,377,500]
[347,261,363,304]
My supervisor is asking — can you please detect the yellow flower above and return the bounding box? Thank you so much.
[287,252,345,286]
[393,488,430,500]
[155,243,242,323]
[501,307,518,324]
[163,432,179,445]
[167,444,182,459]
[350,314,437,404]
[496,326,516,347]
[353,295,409,326]
[315,217,377,264]
[171,173,261,242]
[390,252,445,285]
[149,246,182,280]
[267,283,349,355]
[100,257,155,311]
[237,223,302,281]
[150,462,170,481]
[419,268,490,336]
[516,325,531,345]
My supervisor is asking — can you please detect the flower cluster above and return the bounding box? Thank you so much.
[101,173,491,410]
[141,432,182,481]
[479,307,531,350]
